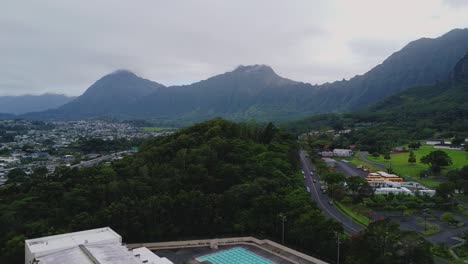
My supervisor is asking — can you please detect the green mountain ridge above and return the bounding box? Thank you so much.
[21,28,468,125]
[287,53,468,151]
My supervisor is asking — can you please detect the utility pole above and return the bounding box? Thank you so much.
[279,213,287,244]
[423,208,430,231]
[334,231,341,264]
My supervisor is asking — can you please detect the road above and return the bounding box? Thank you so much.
[299,150,364,235]
[358,151,386,170]
[71,150,133,169]
[334,160,367,178]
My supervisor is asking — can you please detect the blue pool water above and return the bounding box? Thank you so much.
[196,247,273,264]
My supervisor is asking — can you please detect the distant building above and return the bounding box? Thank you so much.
[332,149,353,157]
[367,171,403,183]
[375,187,412,195]
[433,143,463,150]
[426,139,443,145]
[320,151,334,157]
[25,227,172,264]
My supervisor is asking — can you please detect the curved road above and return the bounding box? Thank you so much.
[299,150,364,235]
[358,151,386,170]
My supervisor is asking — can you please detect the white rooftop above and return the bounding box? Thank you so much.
[26,227,121,255]
[25,227,173,264]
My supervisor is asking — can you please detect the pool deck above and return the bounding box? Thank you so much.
[127,237,328,264]
[154,245,294,264]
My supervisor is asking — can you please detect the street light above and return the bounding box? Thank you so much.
[334,231,342,264]
[279,213,287,244]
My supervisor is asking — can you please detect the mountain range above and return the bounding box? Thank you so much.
[289,51,468,139]
[0,94,75,115]
[15,28,468,124]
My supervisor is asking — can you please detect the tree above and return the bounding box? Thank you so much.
[420,150,452,173]
[324,172,346,185]
[6,168,27,183]
[32,166,48,178]
[346,176,367,194]
[452,137,465,146]
[384,152,391,161]
[408,151,416,165]
[436,182,455,199]
[408,142,421,149]
[346,220,434,264]
[357,182,375,199]
[440,212,458,226]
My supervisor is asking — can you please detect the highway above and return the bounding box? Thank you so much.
[299,150,364,235]
[71,150,133,169]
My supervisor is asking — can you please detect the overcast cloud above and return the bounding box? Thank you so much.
[0,0,467,95]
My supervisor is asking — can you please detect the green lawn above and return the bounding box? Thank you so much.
[366,145,468,187]
[367,145,468,170]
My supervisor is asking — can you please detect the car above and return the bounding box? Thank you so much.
[310,171,314,175]
[303,175,306,179]
[313,179,316,183]
[301,170,305,174]
[306,187,311,193]
[328,200,333,205]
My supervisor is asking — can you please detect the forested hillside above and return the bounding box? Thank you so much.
[286,52,468,153]
[0,119,341,263]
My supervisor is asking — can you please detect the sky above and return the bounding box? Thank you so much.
[1,0,468,96]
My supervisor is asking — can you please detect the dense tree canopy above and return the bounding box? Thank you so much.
[346,220,434,264]
[0,118,342,263]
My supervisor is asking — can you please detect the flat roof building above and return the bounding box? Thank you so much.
[367,171,403,182]
[25,227,172,264]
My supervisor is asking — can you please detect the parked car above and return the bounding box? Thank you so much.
[306,187,311,193]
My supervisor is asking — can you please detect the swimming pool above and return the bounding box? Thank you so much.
[196,247,273,264]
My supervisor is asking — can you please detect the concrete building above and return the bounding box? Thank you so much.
[374,187,413,195]
[434,143,463,150]
[332,149,353,157]
[25,227,172,264]
[426,139,443,145]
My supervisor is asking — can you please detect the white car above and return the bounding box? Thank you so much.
[301,170,305,174]
[306,187,311,193]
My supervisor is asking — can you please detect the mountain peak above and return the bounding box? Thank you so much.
[452,52,468,81]
[108,69,137,77]
[234,64,275,74]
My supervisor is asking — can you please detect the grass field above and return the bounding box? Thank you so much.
[365,145,467,187]
[368,145,467,169]
[142,127,176,132]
